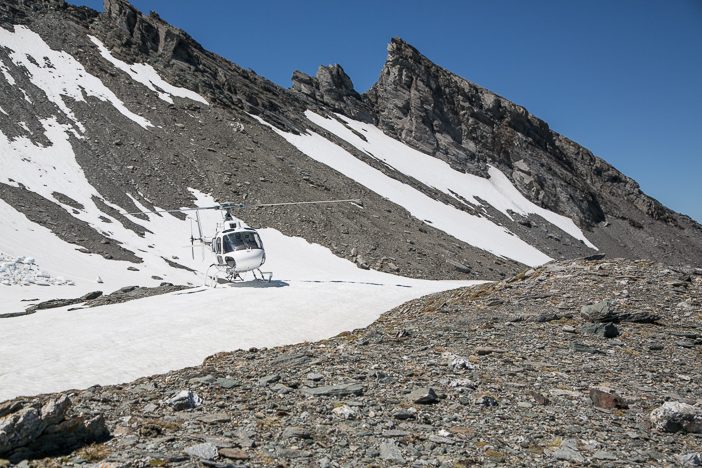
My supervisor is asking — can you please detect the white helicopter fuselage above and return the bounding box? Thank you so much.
[211,220,266,274]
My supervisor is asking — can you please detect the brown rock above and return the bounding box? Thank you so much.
[219,448,250,460]
[589,386,628,410]
[528,391,551,406]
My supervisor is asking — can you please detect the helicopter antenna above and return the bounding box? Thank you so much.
[195,209,204,239]
[189,217,195,260]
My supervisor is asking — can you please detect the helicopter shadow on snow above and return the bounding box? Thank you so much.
[218,279,290,289]
[295,279,412,288]
[173,280,290,294]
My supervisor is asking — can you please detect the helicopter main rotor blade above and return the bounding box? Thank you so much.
[126,206,221,216]
[250,199,362,208]
[125,198,362,215]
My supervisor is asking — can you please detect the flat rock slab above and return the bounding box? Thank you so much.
[197,413,231,424]
[300,383,363,397]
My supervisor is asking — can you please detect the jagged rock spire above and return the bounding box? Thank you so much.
[291,64,374,122]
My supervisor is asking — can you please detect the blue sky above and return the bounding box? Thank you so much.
[71,0,702,222]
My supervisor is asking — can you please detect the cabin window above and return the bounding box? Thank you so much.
[222,232,262,253]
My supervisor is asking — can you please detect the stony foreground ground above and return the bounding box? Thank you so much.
[1,257,701,466]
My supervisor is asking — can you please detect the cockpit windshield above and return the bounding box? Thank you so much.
[222,231,263,253]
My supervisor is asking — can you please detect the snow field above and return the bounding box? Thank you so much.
[0,25,152,129]
[0,224,475,401]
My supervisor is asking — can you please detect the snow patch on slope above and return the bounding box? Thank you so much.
[0,197,202,313]
[252,115,552,267]
[307,111,596,249]
[0,25,151,129]
[89,35,208,105]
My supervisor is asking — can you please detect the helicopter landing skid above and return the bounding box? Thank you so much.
[205,264,271,287]
[204,264,240,288]
[252,268,273,282]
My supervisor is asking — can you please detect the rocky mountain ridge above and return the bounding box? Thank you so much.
[0,0,700,280]
[292,39,702,267]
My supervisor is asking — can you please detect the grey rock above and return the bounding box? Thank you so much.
[593,450,618,461]
[0,395,108,462]
[215,377,239,389]
[271,383,292,394]
[571,342,605,354]
[582,322,620,338]
[408,387,439,404]
[257,374,281,386]
[581,300,660,323]
[379,441,404,463]
[167,390,202,410]
[680,453,702,466]
[650,402,702,433]
[552,438,584,463]
[197,412,231,424]
[393,408,417,420]
[382,429,409,438]
[331,404,356,420]
[300,383,363,397]
[142,403,158,413]
[282,426,312,439]
[184,442,218,460]
[189,375,215,385]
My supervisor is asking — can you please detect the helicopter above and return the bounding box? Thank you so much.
[128,198,362,287]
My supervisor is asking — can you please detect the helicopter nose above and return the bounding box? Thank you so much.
[227,249,265,272]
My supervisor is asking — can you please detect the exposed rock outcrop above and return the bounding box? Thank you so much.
[0,395,109,463]
[291,64,374,122]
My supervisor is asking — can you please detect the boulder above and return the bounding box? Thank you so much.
[167,390,202,410]
[650,402,702,433]
[589,386,627,409]
[408,387,439,404]
[581,300,659,323]
[0,395,108,462]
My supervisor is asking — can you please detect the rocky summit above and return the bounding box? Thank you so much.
[1,258,701,466]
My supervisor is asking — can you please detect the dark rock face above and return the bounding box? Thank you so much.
[291,65,374,122]
[0,1,522,281]
[97,0,307,133]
